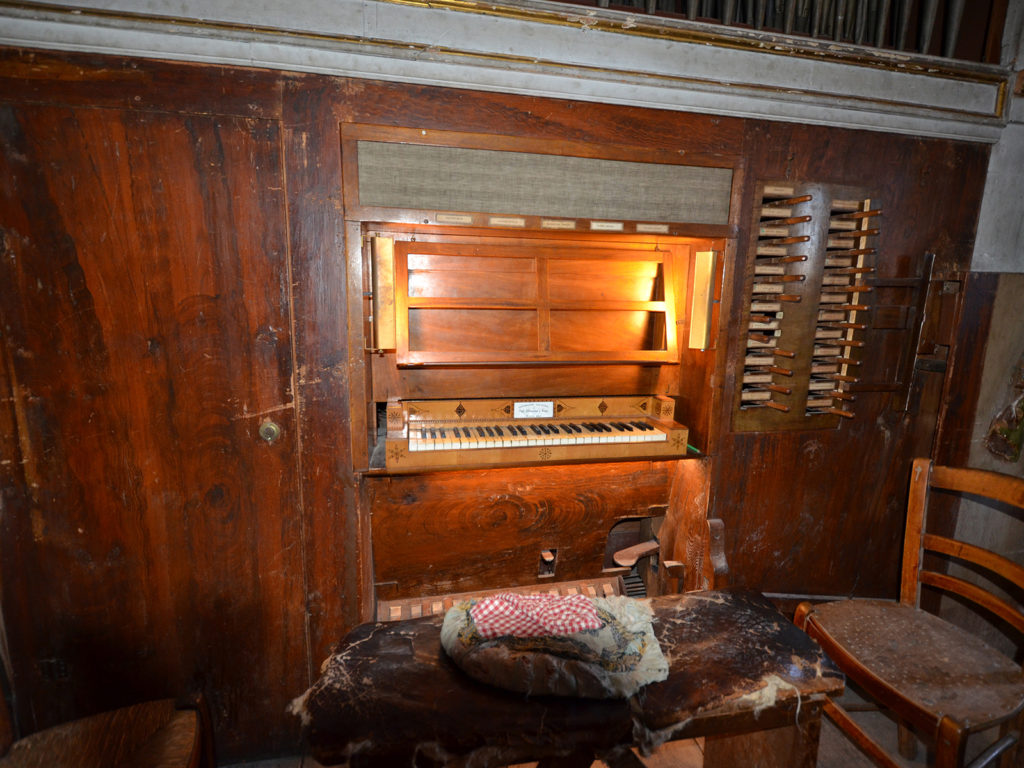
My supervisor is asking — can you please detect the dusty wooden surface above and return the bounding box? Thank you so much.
[296,590,843,766]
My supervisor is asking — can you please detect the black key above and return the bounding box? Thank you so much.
[531,424,542,435]
[463,427,471,438]
[485,426,495,437]
[560,424,573,434]
[476,426,485,436]
[495,426,504,436]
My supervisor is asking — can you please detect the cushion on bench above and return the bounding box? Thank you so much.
[440,594,668,698]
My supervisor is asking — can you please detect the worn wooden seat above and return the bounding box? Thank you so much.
[796,458,1024,768]
[0,697,211,768]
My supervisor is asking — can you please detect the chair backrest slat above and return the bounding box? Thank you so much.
[924,533,1024,591]
[919,571,1024,635]
[930,464,1024,509]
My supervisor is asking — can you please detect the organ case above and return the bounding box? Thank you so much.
[365,227,716,471]
[346,124,733,614]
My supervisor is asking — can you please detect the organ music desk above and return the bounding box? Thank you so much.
[294,589,843,767]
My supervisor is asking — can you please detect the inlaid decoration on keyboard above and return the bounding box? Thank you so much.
[382,395,690,472]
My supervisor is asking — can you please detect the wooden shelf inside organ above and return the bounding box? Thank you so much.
[735,183,880,430]
[382,236,680,366]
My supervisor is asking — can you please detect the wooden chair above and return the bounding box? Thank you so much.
[0,695,212,768]
[795,458,1024,768]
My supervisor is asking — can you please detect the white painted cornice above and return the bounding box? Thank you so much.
[0,0,1014,143]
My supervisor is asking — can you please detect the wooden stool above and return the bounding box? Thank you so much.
[0,698,211,768]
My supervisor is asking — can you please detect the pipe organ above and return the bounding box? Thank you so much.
[349,122,919,621]
[348,124,732,616]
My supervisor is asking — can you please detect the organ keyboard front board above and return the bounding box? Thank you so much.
[383,395,690,472]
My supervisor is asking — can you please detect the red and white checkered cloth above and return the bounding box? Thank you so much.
[470,592,603,639]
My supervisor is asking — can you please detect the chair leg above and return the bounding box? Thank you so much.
[935,716,967,768]
[793,602,813,630]
[1000,713,1024,768]
[897,719,918,760]
[822,697,902,768]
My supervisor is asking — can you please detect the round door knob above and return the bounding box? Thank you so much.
[259,420,282,444]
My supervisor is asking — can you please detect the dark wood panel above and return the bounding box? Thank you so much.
[281,79,370,662]
[0,99,304,760]
[367,461,678,599]
[934,272,998,467]
[335,79,747,160]
[0,48,287,118]
[923,271,999,583]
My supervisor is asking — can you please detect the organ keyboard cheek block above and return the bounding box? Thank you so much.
[384,395,690,472]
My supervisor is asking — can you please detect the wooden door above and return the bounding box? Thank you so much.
[0,99,306,759]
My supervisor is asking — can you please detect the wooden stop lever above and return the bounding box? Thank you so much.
[613,540,660,568]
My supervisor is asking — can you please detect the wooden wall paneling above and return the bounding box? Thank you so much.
[281,80,370,666]
[0,66,308,760]
[917,270,1000,595]
[338,80,746,161]
[711,120,991,600]
[0,49,285,120]
[0,307,26,744]
[932,272,998,469]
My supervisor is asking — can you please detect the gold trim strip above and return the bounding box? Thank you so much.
[383,0,1009,85]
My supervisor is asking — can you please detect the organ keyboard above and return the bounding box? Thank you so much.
[383,395,690,472]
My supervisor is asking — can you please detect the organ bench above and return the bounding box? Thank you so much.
[292,589,843,767]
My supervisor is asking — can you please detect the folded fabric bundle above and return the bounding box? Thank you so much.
[441,594,668,699]
[470,592,604,639]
